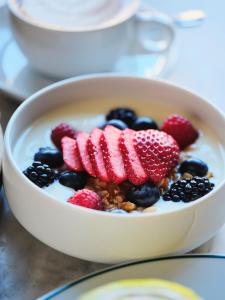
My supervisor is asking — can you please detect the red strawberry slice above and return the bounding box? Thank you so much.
[77,132,95,177]
[61,136,83,171]
[101,125,127,184]
[161,114,199,149]
[119,128,148,185]
[133,130,179,183]
[87,128,109,182]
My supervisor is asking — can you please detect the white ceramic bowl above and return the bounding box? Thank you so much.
[3,75,225,263]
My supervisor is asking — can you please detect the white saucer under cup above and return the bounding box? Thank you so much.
[0,2,176,101]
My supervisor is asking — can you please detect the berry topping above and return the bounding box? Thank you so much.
[126,182,160,207]
[106,107,137,127]
[51,123,77,149]
[68,189,103,210]
[88,128,109,182]
[101,119,128,130]
[161,114,199,149]
[101,125,127,183]
[77,132,96,177]
[61,137,83,171]
[133,130,180,183]
[59,171,88,190]
[179,158,208,177]
[132,116,158,131]
[119,128,148,185]
[34,147,63,168]
[23,161,56,188]
[163,176,214,202]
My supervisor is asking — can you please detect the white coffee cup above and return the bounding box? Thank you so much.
[7,0,175,78]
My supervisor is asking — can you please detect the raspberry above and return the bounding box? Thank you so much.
[68,189,103,210]
[87,128,109,182]
[51,123,77,149]
[161,114,199,149]
[100,125,127,184]
[61,136,83,171]
[119,128,148,185]
[133,130,180,183]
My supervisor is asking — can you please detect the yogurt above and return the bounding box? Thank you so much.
[13,99,225,214]
[12,0,135,30]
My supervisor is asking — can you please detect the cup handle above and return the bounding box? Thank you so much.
[134,7,175,53]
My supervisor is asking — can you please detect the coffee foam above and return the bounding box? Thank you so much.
[11,0,139,30]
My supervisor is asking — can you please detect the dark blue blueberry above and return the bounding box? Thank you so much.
[106,107,137,127]
[100,119,128,130]
[179,158,208,177]
[126,182,160,207]
[59,171,88,190]
[34,147,63,168]
[132,116,158,131]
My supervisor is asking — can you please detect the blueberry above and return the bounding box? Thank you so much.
[179,158,208,177]
[34,147,63,168]
[132,116,158,131]
[126,182,160,207]
[100,119,128,130]
[59,171,88,190]
[106,108,137,127]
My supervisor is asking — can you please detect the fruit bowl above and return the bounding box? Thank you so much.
[3,75,225,263]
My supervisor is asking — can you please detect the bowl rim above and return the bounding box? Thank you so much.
[4,74,225,219]
[7,0,140,33]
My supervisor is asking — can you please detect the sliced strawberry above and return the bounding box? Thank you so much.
[101,125,127,184]
[133,130,180,183]
[119,128,148,185]
[87,128,109,182]
[61,136,83,171]
[77,132,95,177]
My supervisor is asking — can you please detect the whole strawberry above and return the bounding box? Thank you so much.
[161,114,199,149]
[68,189,103,210]
[133,129,180,183]
[51,123,77,149]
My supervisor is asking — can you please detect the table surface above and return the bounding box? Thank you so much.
[1,0,225,299]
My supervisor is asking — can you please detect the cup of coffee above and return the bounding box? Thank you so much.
[7,0,175,78]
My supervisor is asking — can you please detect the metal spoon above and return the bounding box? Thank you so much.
[136,8,206,28]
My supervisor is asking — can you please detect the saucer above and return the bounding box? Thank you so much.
[0,4,177,102]
[39,255,225,299]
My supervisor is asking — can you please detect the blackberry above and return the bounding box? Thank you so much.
[163,176,214,203]
[126,182,160,207]
[23,161,57,188]
[106,108,137,127]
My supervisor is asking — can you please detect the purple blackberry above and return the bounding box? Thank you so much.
[163,176,214,203]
